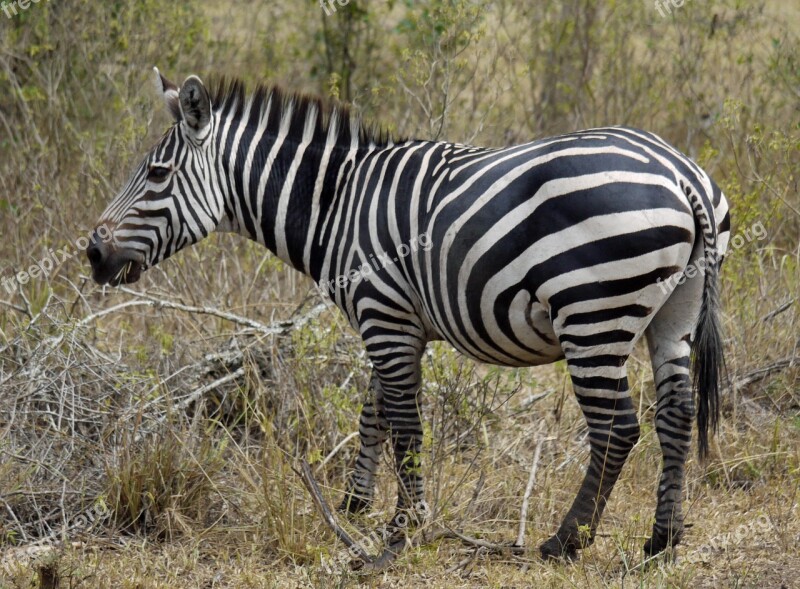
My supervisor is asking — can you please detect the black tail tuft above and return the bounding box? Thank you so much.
[692,259,726,461]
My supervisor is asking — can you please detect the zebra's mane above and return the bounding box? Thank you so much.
[207,77,399,148]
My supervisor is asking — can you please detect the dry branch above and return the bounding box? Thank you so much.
[118,286,331,337]
[515,437,554,548]
[761,298,795,323]
[0,298,27,315]
[444,528,524,555]
[733,356,798,390]
[175,367,247,413]
[315,431,359,473]
[0,287,341,542]
[293,459,373,565]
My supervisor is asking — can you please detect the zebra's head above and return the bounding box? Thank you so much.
[87,69,222,285]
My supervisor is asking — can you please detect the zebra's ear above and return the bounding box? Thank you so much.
[178,75,212,134]
[153,67,181,123]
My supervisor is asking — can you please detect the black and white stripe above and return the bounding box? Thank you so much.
[90,70,730,560]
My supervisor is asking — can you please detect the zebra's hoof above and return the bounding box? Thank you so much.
[643,536,664,557]
[643,532,681,559]
[338,493,372,515]
[539,536,579,562]
[381,505,429,544]
[644,526,683,558]
[387,507,425,532]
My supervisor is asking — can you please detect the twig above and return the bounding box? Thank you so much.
[174,367,246,413]
[17,285,33,320]
[761,298,795,323]
[733,356,798,390]
[131,367,249,442]
[2,499,29,543]
[29,301,153,361]
[315,431,359,473]
[622,548,676,575]
[750,167,800,218]
[117,286,331,337]
[0,299,27,315]
[515,437,554,548]
[72,301,149,331]
[293,459,373,564]
[595,524,692,540]
[357,537,407,572]
[444,527,524,555]
[1,450,71,483]
[445,555,475,575]
[463,470,485,518]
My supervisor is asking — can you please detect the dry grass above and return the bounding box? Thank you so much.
[1,273,797,588]
[1,0,799,587]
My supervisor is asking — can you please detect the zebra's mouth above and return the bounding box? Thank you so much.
[108,259,144,286]
[87,242,146,286]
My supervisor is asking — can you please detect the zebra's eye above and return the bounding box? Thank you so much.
[147,165,171,183]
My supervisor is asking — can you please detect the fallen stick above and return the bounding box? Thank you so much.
[444,528,524,555]
[356,537,407,572]
[0,298,27,315]
[118,286,331,338]
[761,298,794,323]
[733,356,798,389]
[315,431,359,473]
[515,437,554,548]
[293,459,374,565]
[357,524,459,572]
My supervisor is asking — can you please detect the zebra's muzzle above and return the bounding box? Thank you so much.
[86,233,145,286]
[108,258,144,286]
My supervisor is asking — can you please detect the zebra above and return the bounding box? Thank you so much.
[86,69,730,561]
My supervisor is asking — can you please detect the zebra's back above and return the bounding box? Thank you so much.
[347,126,721,368]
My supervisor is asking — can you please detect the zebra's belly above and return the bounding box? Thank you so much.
[424,290,564,368]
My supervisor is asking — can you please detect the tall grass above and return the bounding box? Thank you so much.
[0,1,798,587]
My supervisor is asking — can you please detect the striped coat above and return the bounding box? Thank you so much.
[87,70,730,560]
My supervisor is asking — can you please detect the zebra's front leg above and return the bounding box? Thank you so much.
[370,349,427,535]
[340,374,389,514]
[384,382,426,533]
[540,355,640,560]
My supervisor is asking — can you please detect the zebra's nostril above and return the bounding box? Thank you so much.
[86,240,104,266]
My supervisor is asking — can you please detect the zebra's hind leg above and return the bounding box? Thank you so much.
[642,261,703,556]
[540,353,640,560]
[339,373,389,514]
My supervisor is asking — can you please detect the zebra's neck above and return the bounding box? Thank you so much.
[211,84,398,283]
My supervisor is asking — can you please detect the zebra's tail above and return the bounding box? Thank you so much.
[683,179,727,461]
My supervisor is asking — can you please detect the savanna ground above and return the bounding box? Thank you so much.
[0,1,799,587]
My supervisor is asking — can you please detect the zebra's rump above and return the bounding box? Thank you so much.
[408,128,702,367]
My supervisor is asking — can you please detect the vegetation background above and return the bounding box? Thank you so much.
[0,0,798,587]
